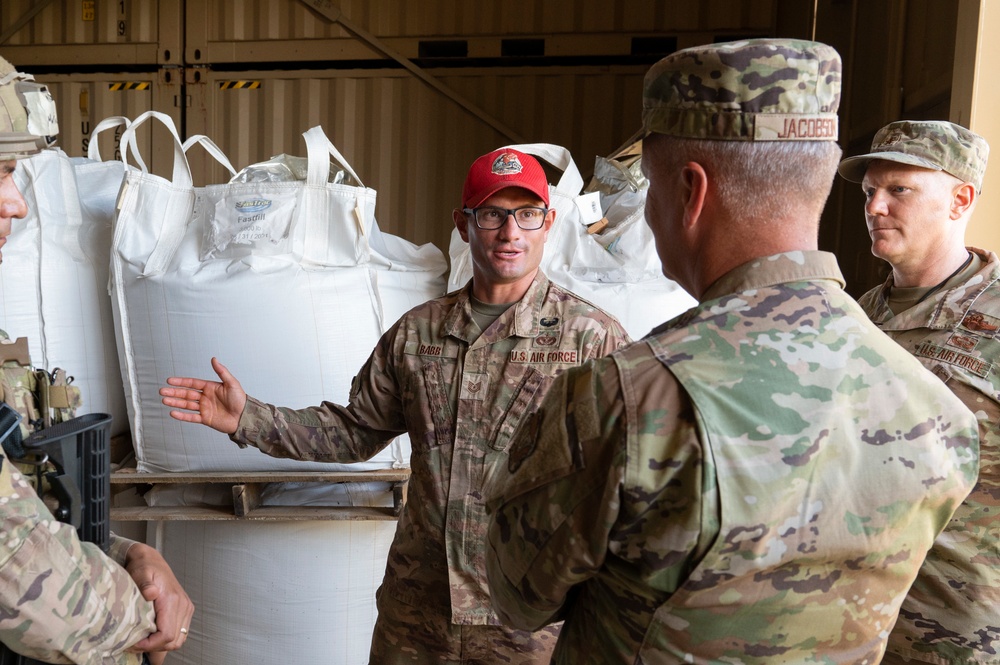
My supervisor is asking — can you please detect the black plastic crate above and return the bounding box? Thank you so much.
[23,413,113,552]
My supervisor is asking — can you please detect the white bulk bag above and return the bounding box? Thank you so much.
[111,111,447,473]
[448,143,695,339]
[0,117,134,435]
[155,483,395,664]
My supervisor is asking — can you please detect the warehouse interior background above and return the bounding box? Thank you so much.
[3,0,998,297]
[4,2,999,662]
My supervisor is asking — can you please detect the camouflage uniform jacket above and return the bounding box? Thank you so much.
[859,247,1000,664]
[232,272,630,625]
[0,449,155,664]
[487,251,980,664]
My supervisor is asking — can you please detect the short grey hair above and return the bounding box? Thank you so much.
[645,135,843,224]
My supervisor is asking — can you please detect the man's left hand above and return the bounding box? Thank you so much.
[124,543,195,655]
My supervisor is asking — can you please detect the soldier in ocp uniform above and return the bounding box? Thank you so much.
[484,39,981,664]
[160,147,631,663]
[839,121,1000,664]
[0,55,193,665]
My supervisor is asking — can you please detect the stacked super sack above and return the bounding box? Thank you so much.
[449,142,696,339]
[111,112,448,665]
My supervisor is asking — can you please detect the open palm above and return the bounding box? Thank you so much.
[159,357,247,435]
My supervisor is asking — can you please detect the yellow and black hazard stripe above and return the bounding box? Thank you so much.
[218,80,262,90]
[108,81,151,91]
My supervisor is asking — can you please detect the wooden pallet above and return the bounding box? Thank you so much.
[110,467,410,522]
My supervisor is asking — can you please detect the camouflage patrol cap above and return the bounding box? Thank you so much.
[642,38,841,142]
[838,120,989,193]
[0,55,58,160]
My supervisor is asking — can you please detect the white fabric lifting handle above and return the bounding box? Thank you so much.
[86,116,131,162]
[182,134,238,179]
[297,125,373,266]
[503,142,585,197]
[119,110,193,188]
[303,125,365,188]
[116,111,194,277]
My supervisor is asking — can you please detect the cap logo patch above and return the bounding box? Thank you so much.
[875,128,906,149]
[492,152,524,176]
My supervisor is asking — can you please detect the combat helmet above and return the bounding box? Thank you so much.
[0,55,58,160]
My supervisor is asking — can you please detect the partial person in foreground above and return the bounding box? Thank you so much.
[0,55,193,665]
[485,38,981,664]
[839,119,999,665]
[160,146,630,664]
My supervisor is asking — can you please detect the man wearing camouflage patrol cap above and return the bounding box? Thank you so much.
[0,55,194,665]
[485,38,980,664]
[160,145,630,663]
[839,120,1000,664]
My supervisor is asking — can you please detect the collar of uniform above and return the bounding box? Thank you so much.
[509,272,552,338]
[442,285,480,343]
[442,272,552,342]
[701,251,845,302]
[873,247,1000,331]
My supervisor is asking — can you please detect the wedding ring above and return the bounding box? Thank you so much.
[180,627,189,634]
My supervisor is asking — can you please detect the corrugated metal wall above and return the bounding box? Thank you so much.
[1,0,181,64]
[2,0,159,46]
[41,70,182,166]
[3,0,782,255]
[3,0,959,293]
[185,0,772,45]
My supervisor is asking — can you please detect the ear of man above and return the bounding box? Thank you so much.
[950,181,976,221]
[454,208,470,242]
[681,161,709,235]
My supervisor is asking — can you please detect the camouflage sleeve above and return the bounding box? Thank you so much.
[486,358,628,631]
[0,452,154,665]
[106,534,139,568]
[589,316,632,360]
[231,322,407,462]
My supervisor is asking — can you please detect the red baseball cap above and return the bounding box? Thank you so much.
[462,148,550,208]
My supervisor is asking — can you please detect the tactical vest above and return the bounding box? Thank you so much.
[0,332,80,440]
[0,330,84,532]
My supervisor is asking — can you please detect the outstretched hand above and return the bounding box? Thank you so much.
[160,357,246,435]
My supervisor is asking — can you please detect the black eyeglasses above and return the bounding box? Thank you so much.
[463,206,549,230]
